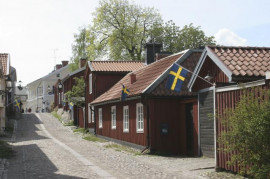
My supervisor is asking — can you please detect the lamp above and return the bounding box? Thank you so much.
[17,80,23,91]
[58,81,63,90]
[204,71,213,81]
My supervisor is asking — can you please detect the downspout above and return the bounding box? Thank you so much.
[84,83,87,129]
[141,94,150,153]
[213,83,218,170]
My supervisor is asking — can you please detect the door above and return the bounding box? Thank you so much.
[186,103,194,156]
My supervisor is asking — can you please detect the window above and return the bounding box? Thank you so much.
[99,108,102,128]
[123,106,129,132]
[111,106,116,129]
[136,103,144,133]
[89,74,92,94]
[91,106,95,123]
[88,104,91,123]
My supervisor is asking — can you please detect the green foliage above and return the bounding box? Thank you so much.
[65,77,85,107]
[104,143,140,154]
[70,0,216,67]
[69,27,90,71]
[89,0,162,61]
[219,89,270,178]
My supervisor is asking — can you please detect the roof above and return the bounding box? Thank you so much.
[188,46,270,90]
[91,49,202,106]
[88,61,145,72]
[0,53,10,76]
[70,66,86,76]
[208,46,270,77]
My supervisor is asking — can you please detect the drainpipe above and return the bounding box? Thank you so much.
[84,83,87,130]
[213,83,218,170]
[141,95,150,153]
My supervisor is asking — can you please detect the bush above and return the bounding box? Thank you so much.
[219,89,270,178]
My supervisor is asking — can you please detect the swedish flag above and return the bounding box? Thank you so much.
[166,63,188,92]
[121,85,129,101]
[14,99,21,112]
[69,102,74,110]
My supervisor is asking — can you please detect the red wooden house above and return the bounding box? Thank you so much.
[188,46,270,172]
[90,49,203,155]
[85,60,145,133]
[63,67,86,127]
[54,59,87,127]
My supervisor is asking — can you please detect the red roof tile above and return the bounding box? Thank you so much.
[89,61,145,72]
[208,46,270,77]
[91,52,185,105]
[0,54,9,75]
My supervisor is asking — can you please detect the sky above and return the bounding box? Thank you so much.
[0,0,269,85]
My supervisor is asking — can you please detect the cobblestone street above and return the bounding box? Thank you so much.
[6,113,215,178]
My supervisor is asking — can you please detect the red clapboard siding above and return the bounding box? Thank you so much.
[216,82,270,173]
[95,99,147,147]
[149,98,198,155]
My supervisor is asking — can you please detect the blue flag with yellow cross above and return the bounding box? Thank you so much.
[14,99,21,112]
[121,85,130,101]
[166,63,188,92]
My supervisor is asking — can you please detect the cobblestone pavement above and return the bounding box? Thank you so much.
[7,113,215,179]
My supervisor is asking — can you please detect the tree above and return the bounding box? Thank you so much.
[70,0,216,66]
[161,23,215,53]
[65,77,85,107]
[69,27,89,71]
[219,89,270,178]
[88,0,163,61]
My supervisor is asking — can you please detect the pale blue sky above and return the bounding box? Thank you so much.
[0,0,269,84]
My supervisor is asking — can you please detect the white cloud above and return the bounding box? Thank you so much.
[214,28,247,46]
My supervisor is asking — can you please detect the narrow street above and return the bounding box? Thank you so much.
[7,113,214,179]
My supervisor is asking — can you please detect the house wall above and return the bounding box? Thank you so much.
[148,98,198,155]
[216,82,270,172]
[95,99,148,147]
[85,70,127,128]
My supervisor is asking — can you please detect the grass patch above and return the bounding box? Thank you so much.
[73,128,88,134]
[64,121,74,126]
[0,140,15,158]
[83,134,107,143]
[51,111,62,122]
[104,143,141,155]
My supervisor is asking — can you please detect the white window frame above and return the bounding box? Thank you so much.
[89,74,92,94]
[91,106,95,123]
[99,108,102,128]
[111,106,116,129]
[136,103,144,133]
[123,105,129,132]
[88,103,91,123]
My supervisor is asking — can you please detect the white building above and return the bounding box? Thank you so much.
[26,61,69,112]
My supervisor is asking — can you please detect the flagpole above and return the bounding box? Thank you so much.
[173,63,214,86]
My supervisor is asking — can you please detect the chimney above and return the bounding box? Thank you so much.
[79,58,87,68]
[145,43,162,65]
[155,52,172,61]
[56,64,62,70]
[62,61,69,67]
[130,73,136,84]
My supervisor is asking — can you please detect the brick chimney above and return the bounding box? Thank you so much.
[155,52,172,61]
[145,43,162,65]
[62,61,69,67]
[56,64,62,70]
[130,73,136,84]
[79,58,87,68]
